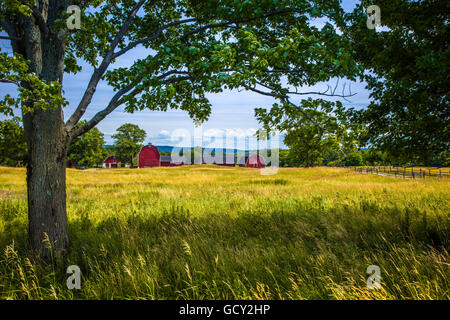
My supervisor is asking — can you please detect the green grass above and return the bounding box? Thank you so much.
[0,165,448,299]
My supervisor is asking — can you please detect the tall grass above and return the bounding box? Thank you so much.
[0,166,448,299]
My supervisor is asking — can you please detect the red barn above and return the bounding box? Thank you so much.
[103,156,118,168]
[138,144,160,168]
[246,154,265,169]
[160,155,184,167]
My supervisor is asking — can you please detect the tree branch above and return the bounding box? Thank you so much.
[71,85,134,139]
[66,0,148,132]
[72,70,193,138]
[246,86,322,128]
[0,79,20,86]
[113,8,301,62]
[21,1,50,34]
[0,19,21,44]
[112,18,198,59]
[66,5,321,138]
[252,79,356,101]
[285,97,323,129]
[178,9,297,41]
[0,35,15,40]
[160,75,193,84]
[248,79,357,129]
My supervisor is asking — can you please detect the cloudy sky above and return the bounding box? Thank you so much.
[0,0,370,150]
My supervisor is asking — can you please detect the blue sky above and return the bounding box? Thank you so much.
[0,0,370,149]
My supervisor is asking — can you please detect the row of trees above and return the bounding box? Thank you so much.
[67,122,107,168]
[3,115,448,168]
[258,0,449,167]
[69,122,147,168]
[0,117,27,166]
[270,97,449,168]
[0,120,147,168]
[278,147,450,168]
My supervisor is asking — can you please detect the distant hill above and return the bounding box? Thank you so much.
[103,144,283,153]
[155,145,179,153]
[154,145,258,154]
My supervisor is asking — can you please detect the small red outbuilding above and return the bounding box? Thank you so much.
[138,144,160,168]
[103,156,118,168]
[246,154,265,169]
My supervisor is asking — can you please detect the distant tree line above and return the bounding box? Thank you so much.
[67,121,107,168]
[1,118,448,168]
[256,0,449,169]
[0,121,147,168]
[0,117,27,166]
[2,116,448,168]
[277,148,449,168]
[111,123,147,167]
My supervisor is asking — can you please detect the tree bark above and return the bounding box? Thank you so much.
[25,108,69,259]
[18,0,71,259]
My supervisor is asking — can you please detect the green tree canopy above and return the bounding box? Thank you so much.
[257,98,361,167]
[67,121,106,168]
[1,0,361,133]
[344,0,449,164]
[112,123,146,166]
[0,117,27,166]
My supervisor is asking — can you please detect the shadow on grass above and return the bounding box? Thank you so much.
[0,199,448,299]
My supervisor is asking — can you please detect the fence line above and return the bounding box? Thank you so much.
[351,166,449,179]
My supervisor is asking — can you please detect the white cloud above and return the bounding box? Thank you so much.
[156,130,170,138]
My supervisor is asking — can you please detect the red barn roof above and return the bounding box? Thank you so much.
[138,144,160,168]
[246,154,265,168]
[104,156,118,164]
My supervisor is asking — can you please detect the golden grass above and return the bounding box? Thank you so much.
[0,165,448,299]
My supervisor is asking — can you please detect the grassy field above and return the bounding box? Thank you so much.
[0,165,448,300]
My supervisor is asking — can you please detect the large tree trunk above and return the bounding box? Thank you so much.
[18,0,71,259]
[25,108,69,258]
